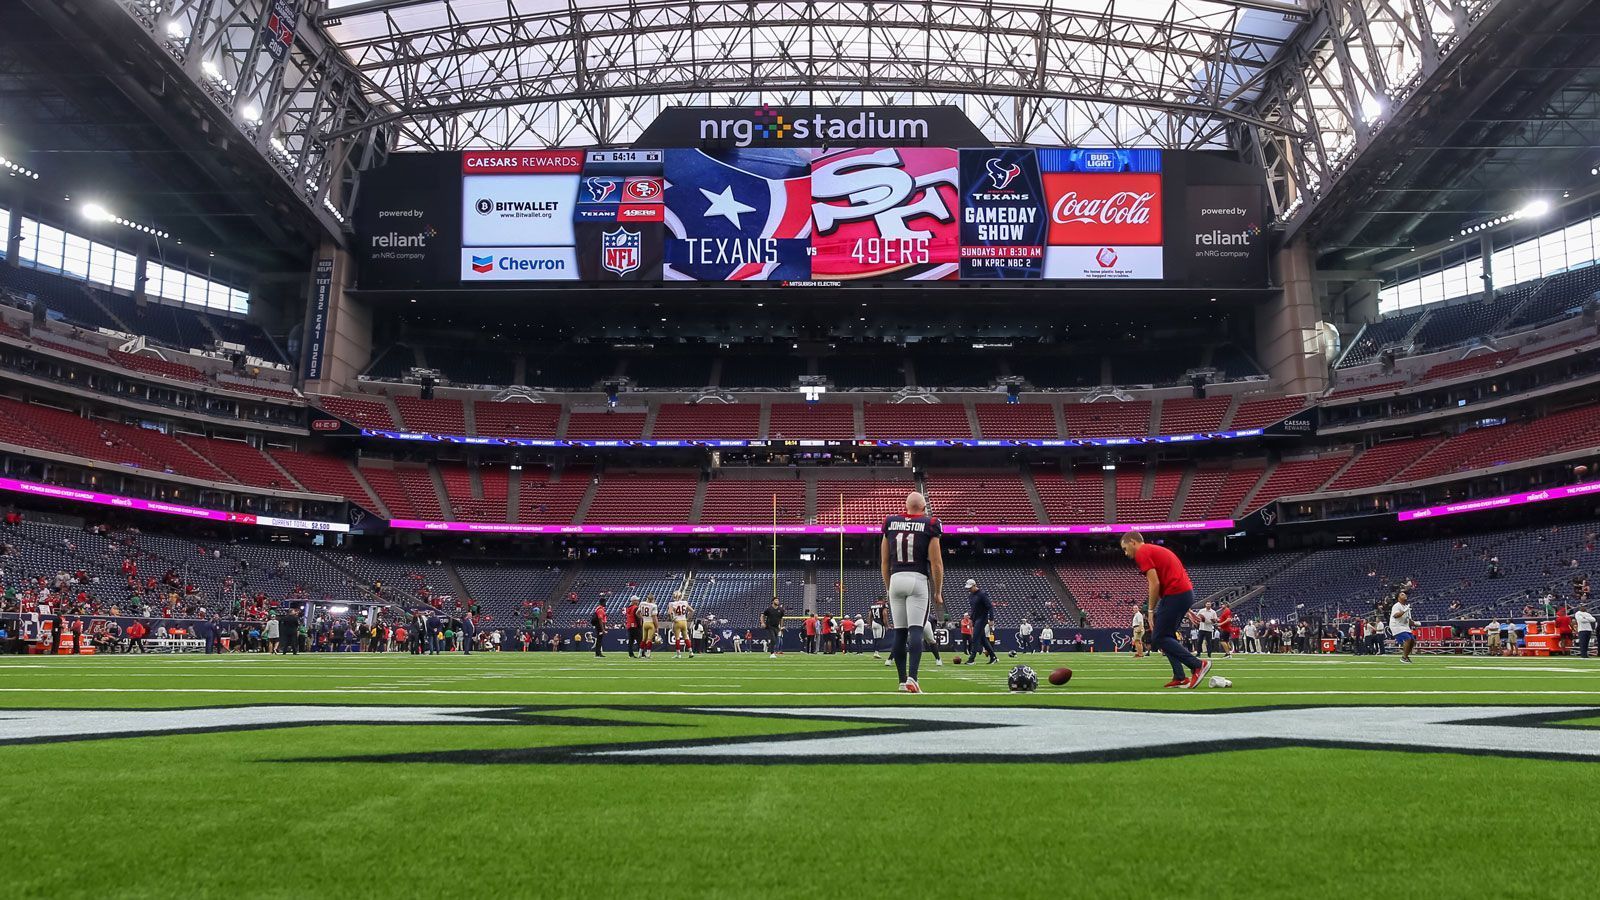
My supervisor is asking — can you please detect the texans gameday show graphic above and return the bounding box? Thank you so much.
[958,148,1047,279]
[810,147,961,280]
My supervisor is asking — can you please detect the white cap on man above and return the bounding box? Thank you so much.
[965,579,978,589]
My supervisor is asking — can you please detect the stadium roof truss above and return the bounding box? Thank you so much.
[104,0,1504,234]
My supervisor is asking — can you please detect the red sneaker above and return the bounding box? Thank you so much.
[904,678,923,694]
[1163,678,1187,688]
[1185,659,1213,689]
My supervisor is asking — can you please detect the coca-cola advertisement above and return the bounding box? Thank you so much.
[1041,173,1163,246]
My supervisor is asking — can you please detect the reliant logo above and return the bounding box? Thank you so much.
[371,225,437,248]
[1195,225,1262,247]
[699,104,930,148]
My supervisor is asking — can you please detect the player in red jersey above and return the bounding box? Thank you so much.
[1120,531,1211,689]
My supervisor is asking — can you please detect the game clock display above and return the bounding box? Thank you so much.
[458,146,1170,283]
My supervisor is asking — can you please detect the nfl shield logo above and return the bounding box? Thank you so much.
[601,228,641,276]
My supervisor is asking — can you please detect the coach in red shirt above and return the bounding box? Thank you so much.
[1121,531,1211,689]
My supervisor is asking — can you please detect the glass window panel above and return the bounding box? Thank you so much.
[16,217,40,264]
[61,233,91,279]
[112,251,138,292]
[33,222,66,272]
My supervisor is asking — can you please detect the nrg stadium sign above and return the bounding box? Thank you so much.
[636,105,992,149]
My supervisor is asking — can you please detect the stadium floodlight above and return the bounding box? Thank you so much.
[81,202,113,223]
[1517,199,1551,219]
[241,105,262,124]
[1360,94,1386,124]
[0,155,39,179]
[165,20,185,38]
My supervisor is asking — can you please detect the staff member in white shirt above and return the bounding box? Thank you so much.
[1575,607,1596,658]
[1389,592,1417,664]
[1037,624,1053,653]
[1017,619,1035,653]
[1131,608,1147,658]
[1195,600,1220,658]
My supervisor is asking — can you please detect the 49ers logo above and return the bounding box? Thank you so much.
[1043,173,1162,246]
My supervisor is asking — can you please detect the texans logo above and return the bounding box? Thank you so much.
[985,158,1022,191]
[585,177,617,203]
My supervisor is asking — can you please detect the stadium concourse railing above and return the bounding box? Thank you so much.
[5,459,1600,540]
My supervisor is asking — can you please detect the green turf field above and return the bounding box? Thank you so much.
[3,650,1599,899]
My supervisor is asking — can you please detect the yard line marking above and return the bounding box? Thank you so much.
[2,687,1600,698]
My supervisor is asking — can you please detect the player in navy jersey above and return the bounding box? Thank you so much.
[881,492,945,693]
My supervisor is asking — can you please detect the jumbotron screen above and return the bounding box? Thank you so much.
[457,146,1164,283]
[355,110,1266,290]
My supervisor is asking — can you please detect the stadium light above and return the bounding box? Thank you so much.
[0,155,39,179]
[1360,94,1386,124]
[1517,199,1551,219]
[241,104,262,124]
[165,20,185,38]
[201,59,220,79]
[83,202,169,239]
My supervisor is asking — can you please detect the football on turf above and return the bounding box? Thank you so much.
[951,656,963,665]
[1049,667,1072,686]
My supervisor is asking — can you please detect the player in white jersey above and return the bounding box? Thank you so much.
[1389,591,1417,664]
[668,590,693,658]
[637,595,659,658]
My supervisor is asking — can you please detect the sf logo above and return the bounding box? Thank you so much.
[810,149,956,240]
